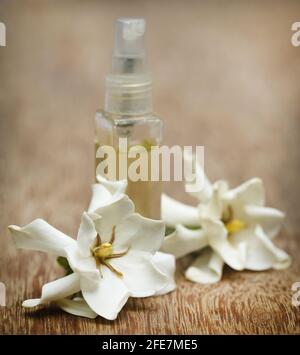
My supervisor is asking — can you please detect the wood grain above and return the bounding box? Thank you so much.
[0,0,300,334]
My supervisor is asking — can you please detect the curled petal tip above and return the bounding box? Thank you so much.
[22,299,41,308]
[8,225,19,232]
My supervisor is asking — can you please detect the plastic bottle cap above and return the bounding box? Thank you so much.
[105,18,153,115]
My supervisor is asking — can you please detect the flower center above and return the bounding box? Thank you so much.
[225,219,246,235]
[91,226,129,278]
[222,206,246,236]
[92,242,113,260]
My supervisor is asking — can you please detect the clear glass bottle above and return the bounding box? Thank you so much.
[95,18,163,219]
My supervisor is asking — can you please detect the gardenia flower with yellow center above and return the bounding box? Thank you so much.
[9,178,176,320]
[161,154,291,284]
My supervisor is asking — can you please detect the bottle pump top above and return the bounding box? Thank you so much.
[105,18,153,116]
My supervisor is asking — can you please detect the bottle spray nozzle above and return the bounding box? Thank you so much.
[112,18,147,74]
[105,18,153,115]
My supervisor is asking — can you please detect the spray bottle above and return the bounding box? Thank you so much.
[95,18,162,219]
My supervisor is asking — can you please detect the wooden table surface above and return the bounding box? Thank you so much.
[0,0,300,334]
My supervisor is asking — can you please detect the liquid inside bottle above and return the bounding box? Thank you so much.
[95,110,162,219]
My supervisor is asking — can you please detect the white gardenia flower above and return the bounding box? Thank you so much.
[161,154,291,284]
[9,178,176,320]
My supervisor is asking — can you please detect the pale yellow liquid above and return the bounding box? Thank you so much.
[95,140,161,220]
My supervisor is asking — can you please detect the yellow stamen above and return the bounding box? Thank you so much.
[102,260,123,278]
[222,205,233,224]
[93,242,113,259]
[225,219,246,235]
[109,248,130,259]
[90,226,129,278]
[110,225,116,244]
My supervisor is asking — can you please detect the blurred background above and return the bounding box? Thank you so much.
[0,0,300,333]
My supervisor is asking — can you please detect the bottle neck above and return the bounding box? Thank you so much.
[104,73,153,116]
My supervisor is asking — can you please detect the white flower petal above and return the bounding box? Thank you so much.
[110,250,168,297]
[243,205,285,239]
[94,195,134,243]
[151,252,176,295]
[80,267,130,320]
[183,151,213,202]
[87,184,114,213]
[213,180,229,197]
[198,182,226,220]
[8,219,76,257]
[96,174,127,196]
[65,246,99,277]
[161,194,199,227]
[115,213,165,254]
[161,224,208,259]
[202,219,245,270]
[77,212,97,257]
[56,297,98,319]
[224,178,265,210]
[22,273,81,308]
[242,225,291,270]
[185,248,224,284]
